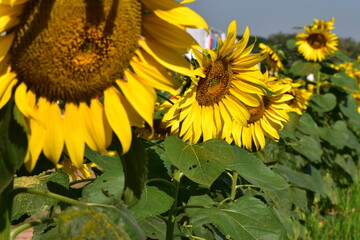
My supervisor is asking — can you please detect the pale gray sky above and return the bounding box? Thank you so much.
[187,0,359,41]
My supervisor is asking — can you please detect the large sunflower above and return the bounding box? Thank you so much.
[296,18,338,62]
[0,0,207,171]
[162,20,267,144]
[259,43,284,73]
[232,72,293,151]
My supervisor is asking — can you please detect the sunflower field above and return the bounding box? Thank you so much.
[1,1,360,240]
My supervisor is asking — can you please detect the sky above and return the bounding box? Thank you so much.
[187,0,360,41]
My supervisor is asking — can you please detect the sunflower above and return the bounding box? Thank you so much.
[0,0,207,171]
[311,17,335,32]
[162,20,267,144]
[232,72,293,151]
[296,18,338,62]
[332,62,360,84]
[282,78,312,115]
[259,43,284,73]
[351,93,360,113]
[58,157,95,182]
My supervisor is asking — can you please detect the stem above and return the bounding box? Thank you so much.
[315,69,321,95]
[0,180,13,240]
[12,188,117,210]
[10,218,56,240]
[146,178,176,191]
[166,169,182,240]
[230,172,238,201]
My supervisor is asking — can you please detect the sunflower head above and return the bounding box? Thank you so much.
[0,0,208,171]
[284,78,312,115]
[296,18,338,62]
[259,43,284,73]
[311,17,335,32]
[162,20,268,144]
[234,72,293,151]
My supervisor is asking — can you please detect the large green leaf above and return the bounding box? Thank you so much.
[131,185,174,220]
[0,99,27,193]
[58,205,145,240]
[84,146,122,172]
[273,165,325,195]
[320,121,360,151]
[297,113,321,136]
[229,146,289,191]
[139,217,166,240]
[330,72,359,90]
[290,136,322,163]
[12,171,69,221]
[334,154,358,183]
[310,93,337,112]
[190,196,287,240]
[340,95,360,130]
[164,137,235,187]
[82,169,124,204]
[289,60,321,77]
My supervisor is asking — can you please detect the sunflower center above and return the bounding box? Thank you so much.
[196,59,232,106]
[246,97,268,123]
[307,33,326,49]
[10,0,141,102]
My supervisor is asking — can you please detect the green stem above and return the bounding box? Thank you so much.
[10,218,56,240]
[146,178,176,191]
[166,169,182,240]
[0,180,13,240]
[315,69,321,95]
[230,172,238,201]
[12,188,117,210]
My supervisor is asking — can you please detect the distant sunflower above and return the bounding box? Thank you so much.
[283,79,312,115]
[0,0,207,171]
[232,72,293,151]
[332,62,360,84]
[162,21,267,144]
[259,43,284,73]
[351,93,360,113]
[296,18,338,62]
[312,17,335,32]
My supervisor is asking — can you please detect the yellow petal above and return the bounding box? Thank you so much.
[0,0,30,6]
[0,68,17,108]
[119,70,156,126]
[14,82,38,120]
[131,49,180,94]
[141,0,208,30]
[42,100,64,165]
[139,38,194,77]
[142,14,198,50]
[223,96,249,126]
[0,15,19,32]
[104,87,132,154]
[0,33,14,63]
[64,103,85,168]
[229,87,261,107]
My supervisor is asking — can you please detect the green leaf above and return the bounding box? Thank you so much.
[131,185,174,220]
[289,60,321,76]
[118,132,148,207]
[330,72,359,90]
[290,136,322,163]
[12,171,69,221]
[229,146,289,191]
[286,39,297,49]
[297,113,321,136]
[191,196,287,240]
[320,121,360,151]
[322,173,339,204]
[82,169,124,204]
[164,137,235,187]
[340,96,360,130]
[139,217,166,240]
[335,154,358,183]
[333,50,352,62]
[84,146,122,172]
[273,165,324,195]
[0,99,27,193]
[58,205,145,240]
[310,93,337,112]
[32,225,59,240]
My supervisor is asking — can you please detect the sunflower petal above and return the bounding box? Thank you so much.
[104,87,132,154]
